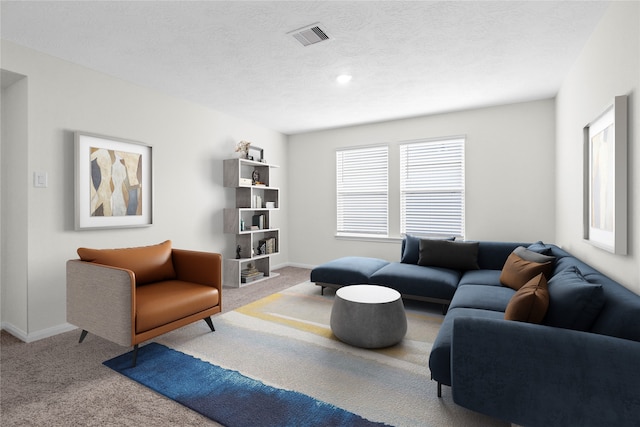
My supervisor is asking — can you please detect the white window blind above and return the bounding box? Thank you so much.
[400,137,465,238]
[336,146,388,236]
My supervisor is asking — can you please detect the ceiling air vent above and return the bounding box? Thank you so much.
[288,23,330,47]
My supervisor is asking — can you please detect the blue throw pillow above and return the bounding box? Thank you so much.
[401,235,454,264]
[544,266,605,331]
[401,234,421,264]
[527,241,553,255]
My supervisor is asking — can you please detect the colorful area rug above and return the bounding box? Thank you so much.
[104,342,388,427]
[108,282,508,427]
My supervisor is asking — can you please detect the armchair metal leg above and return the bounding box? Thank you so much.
[437,382,442,398]
[79,329,88,343]
[204,317,215,332]
[132,344,139,367]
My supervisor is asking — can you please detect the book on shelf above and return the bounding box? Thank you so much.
[252,214,266,229]
[241,265,264,283]
[259,237,277,255]
[241,273,264,283]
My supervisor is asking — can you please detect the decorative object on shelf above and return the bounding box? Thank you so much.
[252,169,260,185]
[257,241,266,255]
[265,201,276,209]
[74,131,153,230]
[583,95,628,255]
[236,245,242,259]
[235,140,251,159]
[248,145,264,162]
[240,218,245,231]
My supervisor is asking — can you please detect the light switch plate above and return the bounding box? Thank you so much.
[34,171,48,188]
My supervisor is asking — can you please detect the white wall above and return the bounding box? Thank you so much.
[0,40,288,341]
[1,71,29,333]
[288,99,556,267]
[556,1,639,293]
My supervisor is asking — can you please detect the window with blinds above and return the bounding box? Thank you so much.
[400,137,465,238]
[336,146,389,236]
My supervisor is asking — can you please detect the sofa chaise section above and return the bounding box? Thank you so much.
[311,256,390,294]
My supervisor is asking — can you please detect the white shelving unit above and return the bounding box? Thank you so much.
[223,158,280,287]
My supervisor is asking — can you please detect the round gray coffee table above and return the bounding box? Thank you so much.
[330,284,407,348]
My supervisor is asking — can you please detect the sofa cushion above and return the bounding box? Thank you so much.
[475,241,527,270]
[136,280,220,333]
[552,255,599,277]
[450,284,514,312]
[586,272,640,341]
[544,266,605,331]
[77,240,176,286]
[418,240,479,271]
[504,273,549,323]
[369,262,460,302]
[458,270,503,287]
[500,252,553,291]
[401,235,454,264]
[310,256,389,286]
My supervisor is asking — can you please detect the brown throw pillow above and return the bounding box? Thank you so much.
[77,240,176,285]
[500,252,553,290]
[504,273,549,323]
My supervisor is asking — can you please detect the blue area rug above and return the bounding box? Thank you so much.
[103,342,389,427]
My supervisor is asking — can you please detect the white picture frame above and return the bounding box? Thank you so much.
[583,95,627,254]
[75,132,153,230]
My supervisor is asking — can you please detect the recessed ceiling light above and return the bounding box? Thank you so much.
[336,74,352,84]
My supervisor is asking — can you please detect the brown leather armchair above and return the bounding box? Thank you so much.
[66,240,222,365]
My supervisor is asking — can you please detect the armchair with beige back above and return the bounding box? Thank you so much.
[66,240,222,366]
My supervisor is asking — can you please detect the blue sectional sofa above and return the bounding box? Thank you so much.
[310,237,640,427]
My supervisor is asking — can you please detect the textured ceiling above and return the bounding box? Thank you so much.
[1,1,610,134]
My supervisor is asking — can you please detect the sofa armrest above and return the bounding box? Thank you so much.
[66,260,134,347]
[171,249,222,292]
[451,317,640,427]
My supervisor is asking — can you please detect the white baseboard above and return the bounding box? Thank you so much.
[1,322,27,341]
[1,322,77,343]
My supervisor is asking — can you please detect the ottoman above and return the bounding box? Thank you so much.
[330,284,407,348]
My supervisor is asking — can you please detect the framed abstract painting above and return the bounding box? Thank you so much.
[75,132,153,230]
[583,95,627,254]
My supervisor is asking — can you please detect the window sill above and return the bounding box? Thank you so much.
[334,234,402,243]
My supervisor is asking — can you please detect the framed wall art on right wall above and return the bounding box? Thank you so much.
[583,95,628,254]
